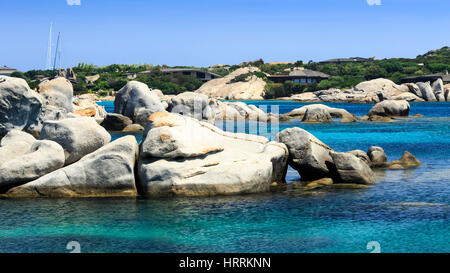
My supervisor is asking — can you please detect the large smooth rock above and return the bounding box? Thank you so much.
[195,67,266,100]
[0,130,36,166]
[0,139,65,193]
[39,117,111,165]
[73,98,107,122]
[0,76,42,138]
[168,92,211,121]
[6,136,139,197]
[100,113,132,131]
[445,86,450,101]
[388,151,422,169]
[285,104,356,122]
[114,81,166,124]
[432,79,445,102]
[302,107,333,123]
[367,100,410,117]
[137,112,288,197]
[347,150,371,165]
[367,146,388,167]
[416,82,437,102]
[330,152,376,185]
[404,83,423,98]
[38,77,74,112]
[276,127,334,181]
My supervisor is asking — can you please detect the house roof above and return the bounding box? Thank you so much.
[401,72,450,83]
[0,66,17,71]
[160,68,223,78]
[319,57,375,64]
[288,69,329,78]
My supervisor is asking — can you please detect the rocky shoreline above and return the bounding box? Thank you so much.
[0,75,424,198]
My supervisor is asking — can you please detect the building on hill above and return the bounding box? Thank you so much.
[267,67,329,84]
[318,57,376,64]
[401,71,450,84]
[141,68,222,82]
[0,66,19,76]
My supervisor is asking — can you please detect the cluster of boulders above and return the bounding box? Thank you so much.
[0,75,424,198]
[278,78,449,103]
[281,100,412,123]
[282,104,357,123]
[276,127,421,186]
[105,81,281,129]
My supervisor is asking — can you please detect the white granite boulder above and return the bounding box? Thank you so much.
[38,77,74,112]
[0,76,43,137]
[416,82,437,102]
[6,136,139,197]
[275,127,334,181]
[330,152,376,185]
[0,138,65,193]
[367,100,410,117]
[39,117,111,165]
[432,79,445,102]
[114,81,166,125]
[137,112,288,197]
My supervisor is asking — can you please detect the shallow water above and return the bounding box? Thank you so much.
[0,101,448,253]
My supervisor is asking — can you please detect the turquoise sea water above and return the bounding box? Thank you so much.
[0,101,448,253]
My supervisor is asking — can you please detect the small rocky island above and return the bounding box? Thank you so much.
[0,75,423,198]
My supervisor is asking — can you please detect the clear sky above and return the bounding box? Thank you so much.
[1,0,449,71]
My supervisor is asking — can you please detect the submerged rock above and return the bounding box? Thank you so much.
[330,152,375,185]
[114,81,166,125]
[122,123,145,132]
[6,136,139,197]
[388,151,422,169]
[276,127,334,181]
[137,112,288,197]
[367,146,388,167]
[0,139,65,193]
[39,117,111,165]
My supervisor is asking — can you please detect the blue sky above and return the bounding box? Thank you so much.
[1,0,449,71]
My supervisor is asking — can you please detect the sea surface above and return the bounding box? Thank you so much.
[0,101,448,253]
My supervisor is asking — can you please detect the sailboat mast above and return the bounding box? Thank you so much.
[53,32,61,72]
[45,22,53,70]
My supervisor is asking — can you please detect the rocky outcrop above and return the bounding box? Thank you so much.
[38,77,74,112]
[0,135,65,193]
[277,79,423,103]
[285,104,357,122]
[73,98,107,122]
[388,151,422,169]
[417,82,437,102]
[445,85,450,101]
[6,136,139,197]
[137,112,288,197]
[275,127,334,181]
[100,113,133,131]
[0,76,42,138]
[330,152,376,185]
[39,117,111,165]
[367,100,410,117]
[367,146,388,167]
[0,130,37,165]
[195,67,266,100]
[404,83,423,98]
[114,81,166,125]
[432,79,445,102]
[168,92,213,122]
[347,150,371,165]
[302,107,333,123]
